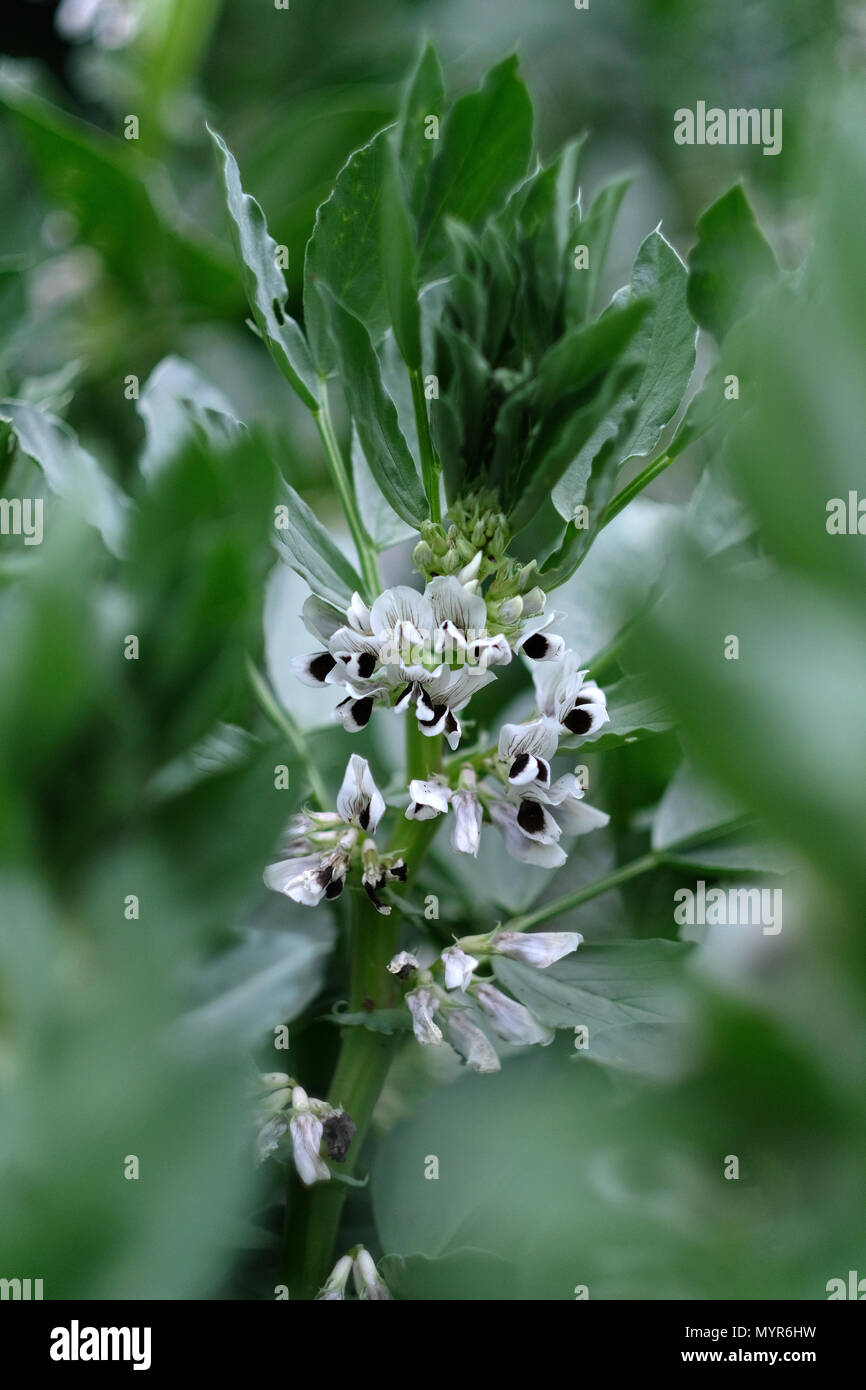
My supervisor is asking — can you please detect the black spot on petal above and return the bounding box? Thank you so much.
[510,752,531,781]
[310,652,337,683]
[325,876,345,900]
[564,706,592,735]
[517,799,546,835]
[359,805,371,830]
[351,697,374,729]
[521,633,548,659]
[357,651,377,678]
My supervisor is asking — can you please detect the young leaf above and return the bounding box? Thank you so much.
[304,126,393,373]
[315,283,427,527]
[208,127,319,411]
[566,174,630,323]
[351,423,415,549]
[398,41,446,215]
[381,137,422,371]
[0,401,129,555]
[687,183,777,342]
[418,55,533,275]
[275,481,366,608]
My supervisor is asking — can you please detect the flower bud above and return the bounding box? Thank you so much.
[412,540,434,570]
[492,931,582,968]
[316,1254,353,1301]
[353,1248,392,1300]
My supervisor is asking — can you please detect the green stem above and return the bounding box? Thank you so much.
[247,658,330,811]
[509,851,660,933]
[280,726,443,1298]
[409,368,441,524]
[314,384,381,600]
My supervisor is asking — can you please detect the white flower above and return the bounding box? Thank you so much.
[514,610,566,661]
[532,652,609,738]
[316,1253,353,1301]
[474,982,555,1046]
[289,1089,330,1186]
[405,778,452,820]
[387,950,419,976]
[488,799,567,868]
[264,844,350,905]
[492,930,583,968]
[441,944,479,991]
[336,754,386,833]
[446,1010,501,1073]
[352,1248,392,1301]
[451,786,483,856]
[406,987,443,1045]
[497,717,560,788]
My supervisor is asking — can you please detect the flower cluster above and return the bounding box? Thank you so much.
[264,754,405,912]
[389,928,583,1070]
[294,568,564,750]
[253,1074,357,1186]
[316,1247,391,1301]
[406,651,610,867]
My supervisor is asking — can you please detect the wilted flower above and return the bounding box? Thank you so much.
[289,1086,330,1186]
[387,950,420,978]
[473,982,555,1046]
[406,987,444,1045]
[446,1010,501,1073]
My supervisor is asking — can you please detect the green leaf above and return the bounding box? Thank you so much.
[566,174,630,323]
[398,41,446,215]
[0,401,129,555]
[208,127,319,410]
[179,904,337,1053]
[315,283,427,527]
[661,832,794,876]
[380,1249,519,1300]
[687,184,777,342]
[494,940,693,1076]
[381,137,422,370]
[321,1005,411,1034]
[418,55,534,275]
[304,126,393,373]
[620,229,697,462]
[351,423,415,549]
[559,675,674,751]
[137,356,244,480]
[651,760,748,853]
[275,481,366,608]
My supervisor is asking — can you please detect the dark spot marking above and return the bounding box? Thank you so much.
[309,652,337,683]
[359,805,371,830]
[357,651,377,678]
[510,752,531,780]
[517,799,546,835]
[564,706,592,735]
[521,633,548,659]
[351,696,373,728]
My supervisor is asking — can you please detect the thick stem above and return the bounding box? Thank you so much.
[314,385,381,600]
[280,725,443,1297]
[409,368,441,524]
[509,851,660,933]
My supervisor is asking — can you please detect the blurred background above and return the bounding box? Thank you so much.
[1,0,866,1301]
